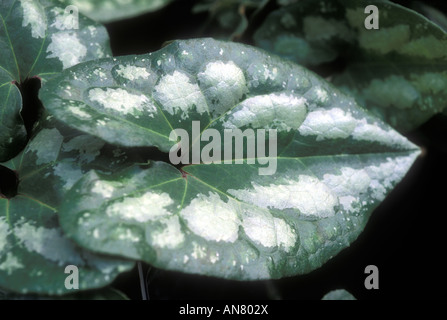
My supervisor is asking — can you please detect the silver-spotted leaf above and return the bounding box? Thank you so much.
[254,0,447,132]
[0,0,112,162]
[0,119,135,295]
[41,39,421,280]
[65,0,174,23]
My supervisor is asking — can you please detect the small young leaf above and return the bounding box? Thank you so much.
[42,39,421,280]
[322,289,356,300]
[254,0,447,132]
[0,0,112,162]
[0,119,135,295]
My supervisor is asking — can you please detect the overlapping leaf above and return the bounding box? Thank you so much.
[193,0,269,40]
[411,1,447,32]
[41,39,420,280]
[0,0,112,161]
[0,118,136,295]
[254,0,447,132]
[65,0,174,23]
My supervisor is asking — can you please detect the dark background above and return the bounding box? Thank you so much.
[104,0,447,300]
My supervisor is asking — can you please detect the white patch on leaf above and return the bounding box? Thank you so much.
[151,216,184,248]
[323,167,371,213]
[299,108,357,140]
[263,66,278,81]
[273,218,296,251]
[303,16,352,41]
[88,88,156,116]
[50,7,71,31]
[27,128,64,165]
[106,191,173,223]
[181,193,240,243]
[0,253,24,275]
[47,32,87,69]
[118,229,140,242]
[93,68,107,79]
[68,106,91,119]
[321,152,420,211]
[14,223,84,266]
[229,175,338,218]
[198,61,248,117]
[191,242,207,260]
[223,93,307,131]
[92,180,116,198]
[358,25,411,55]
[62,135,105,164]
[411,72,447,95]
[323,167,371,197]
[398,35,447,59]
[53,162,83,191]
[20,0,47,39]
[242,208,296,251]
[116,65,150,81]
[362,75,420,110]
[0,217,10,253]
[299,107,414,148]
[351,120,411,148]
[315,87,329,104]
[88,26,97,36]
[363,153,420,201]
[338,195,358,213]
[153,71,208,119]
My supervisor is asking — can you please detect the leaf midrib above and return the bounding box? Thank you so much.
[182,149,419,205]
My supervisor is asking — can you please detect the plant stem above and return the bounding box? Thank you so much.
[137,262,148,300]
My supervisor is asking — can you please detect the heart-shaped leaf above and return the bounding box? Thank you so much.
[41,39,420,280]
[0,119,135,295]
[65,0,174,23]
[0,0,112,162]
[254,0,447,132]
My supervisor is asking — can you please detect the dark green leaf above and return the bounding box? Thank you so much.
[254,0,447,132]
[42,39,420,280]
